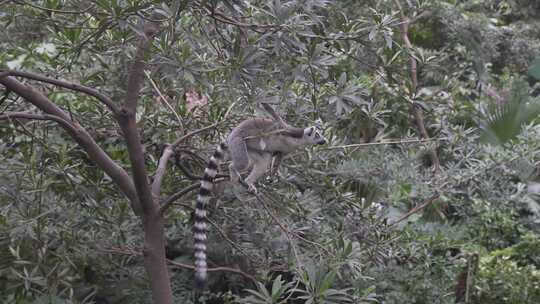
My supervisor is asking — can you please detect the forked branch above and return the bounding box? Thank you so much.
[0,76,140,213]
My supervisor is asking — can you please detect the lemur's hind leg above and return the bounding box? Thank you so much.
[245,151,272,193]
[228,136,250,183]
[271,152,284,175]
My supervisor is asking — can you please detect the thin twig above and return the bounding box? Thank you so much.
[159,183,200,213]
[100,247,257,282]
[144,70,184,133]
[170,260,257,283]
[171,101,236,148]
[196,4,278,33]
[170,201,260,262]
[253,193,302,268]
[159,177,227,213]
[69,20,114,58]
[389,193,440,226]
[321,137,447,150]
[260,191,332,255]
[261,103,288,128]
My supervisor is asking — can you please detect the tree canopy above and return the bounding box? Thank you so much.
[1,0,540,303]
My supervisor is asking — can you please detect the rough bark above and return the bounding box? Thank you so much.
[116,21,174,304]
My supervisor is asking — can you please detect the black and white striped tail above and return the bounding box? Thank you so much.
[194,142,227,289]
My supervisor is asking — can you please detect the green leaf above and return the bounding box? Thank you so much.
[528,54,540,80]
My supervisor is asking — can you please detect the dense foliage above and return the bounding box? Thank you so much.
[1,0,540,303]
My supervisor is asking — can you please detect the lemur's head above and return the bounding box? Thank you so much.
[303,126,326,145]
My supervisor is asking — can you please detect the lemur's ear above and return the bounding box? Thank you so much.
[304,127,314,136]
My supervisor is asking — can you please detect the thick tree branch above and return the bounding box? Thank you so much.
[116,21,159,215]
[0,76,141,213]
[0,70,119,114]
[114,21,174,304]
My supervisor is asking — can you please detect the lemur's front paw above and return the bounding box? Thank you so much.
[247,183,258,194]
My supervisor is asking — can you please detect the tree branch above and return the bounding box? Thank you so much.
[159,183,200,213]
[393,0,441,173]
[196,3,279,33]
[116,21,159,215]
[389,193,440,226]
[170,261,257,283]
[0,76,141,213]
[114,21,174,304]
[261,103,289,128]
[321,137,447,150]
[171,101,236,148]
[0,111,76,130]
[0,70,119,114]
[151,144,174,199]
[159,177,227,213]
[101,246,257,282]
[144,70,184,133]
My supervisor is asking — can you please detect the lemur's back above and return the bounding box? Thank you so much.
[227,118,280,142]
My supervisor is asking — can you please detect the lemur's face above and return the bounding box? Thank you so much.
[303,127,326,145]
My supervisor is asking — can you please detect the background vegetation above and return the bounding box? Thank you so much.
[1,0,540,303]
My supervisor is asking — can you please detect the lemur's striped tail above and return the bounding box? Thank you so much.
[194,142,227,289]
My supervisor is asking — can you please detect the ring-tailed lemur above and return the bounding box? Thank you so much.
[193,118,326,288]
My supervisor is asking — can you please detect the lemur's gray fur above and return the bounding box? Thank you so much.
[193,118,326,288]
[227,118,326,192]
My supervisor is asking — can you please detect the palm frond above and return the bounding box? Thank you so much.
[480,78,540,145]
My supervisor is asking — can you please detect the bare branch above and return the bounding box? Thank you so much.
[173,161,205,180]
[0,76,141,213]
[0,70,119,114]
[152,144,174,198]
[116,21,160,214]
[114,21,174,303]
